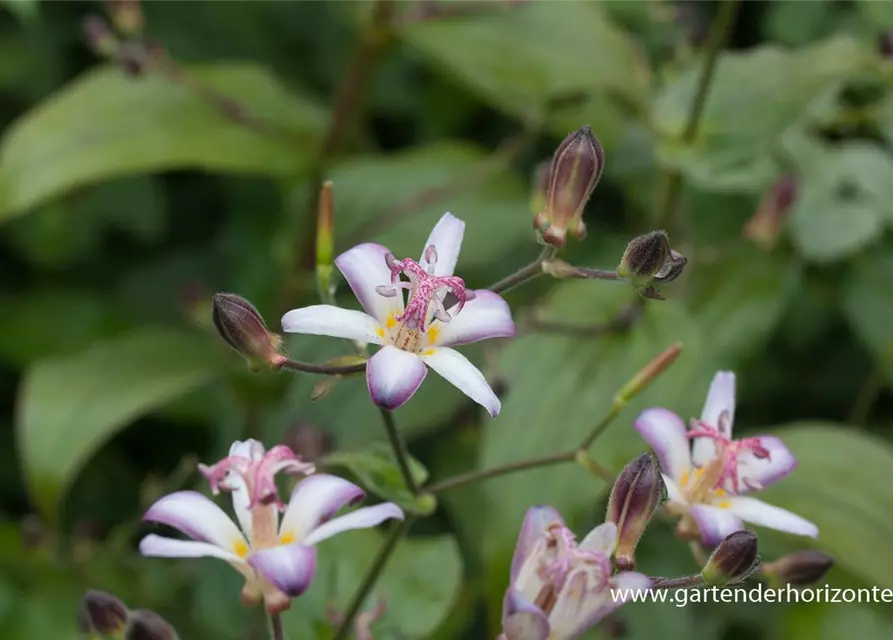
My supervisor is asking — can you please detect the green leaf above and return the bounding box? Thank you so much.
[784,601,893,640]
[758,424,893,590]
[398,2,649,142]
[283,529,462,639]
[843,252,893,384]
[16,328,219,520]
[0,63,326,220]
[856,0,893,29]
[323,443,431,514]
[788,141,893,262]
[654,37,866,191]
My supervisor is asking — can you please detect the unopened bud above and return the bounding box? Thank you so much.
[125,610,179,640]
[701,530,760,586]
[107,0,144,36]
[79,590,129,635]
[617,342,682,403]
[761,549,833,586]
[83,15,118,57]
[880,30,893,59]
[539,125,604,248]
[316,181,336,302]
[212,293,286,370]
[617,231,687,297]
[531,161,551,219]
[743,174,797,250]
[606,453,664,571]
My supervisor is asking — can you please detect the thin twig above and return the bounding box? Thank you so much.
[488,246,557,295]
[332,517,413,640]
[654,0,740,228]
[269,613,285,640]
[427,450,577,494]
[379,409,420,495]
[278,358,366,376]
[651,574,704,590]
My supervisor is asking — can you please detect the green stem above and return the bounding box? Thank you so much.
[380,409,420,495]
[427,450,577,494]
[332,518,413,640]
[269,613,285,640]
[278,358,366,376]
[655,0,740,228]
[579,400,625,451]
[488,246,557,294]
[651,574,704,590]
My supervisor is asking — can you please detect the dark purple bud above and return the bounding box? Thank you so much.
[541,125,604,247]
[762,549,834,586]
[606,453,664,571]
[212,293,286,370]
[702,530,760,586]
[617,231,687,296]
[125,610,179,640]
[80,590,129,635]
[531,160,551,220]
[743,173,798,250]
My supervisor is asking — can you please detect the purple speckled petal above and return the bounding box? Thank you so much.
[689,504,745,547]
[502,588,550,640]
[430,290,515,347]
[143,491,247,551]
[634,408,692,483]
[510,505,564,584]
[279,474,366,543]
[366,345,427,410]
[249,543,318,597]
[335,242,404,325]
[734,436,797,492]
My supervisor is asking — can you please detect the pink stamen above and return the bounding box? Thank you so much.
[382,247,468,332]
[686,420,771,494]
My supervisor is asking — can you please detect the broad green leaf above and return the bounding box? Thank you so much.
[758,424,893,590]
[654,37,867,191]
[788,141,893,262]
[0,63,326,220]
[842,252,893,384]
[323,443,431,514]
[784,601,893,640]
[398,1,649,142]
[856,0,893,29]
[283,529,462,639]
[16,328,219,520]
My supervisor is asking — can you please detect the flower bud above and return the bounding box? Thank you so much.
[761,549,833,586]
[212,293,286,370]
[701,530,760,586]
[539,125,604,248]
[316,181,336,302]
[879,30,893,59]
[79,590,129,636]
[606,453,664,571]
[617,231,687,297]
[125,610,179,640]
[83,15,118,58]
[531,160,551,220]
[743,174,797,250]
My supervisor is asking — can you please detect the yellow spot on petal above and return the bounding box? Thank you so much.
[376,327,385,339]
[386,315,397,329]
[422,348,436,357]
[717,500,731,509]
[714,488,726,497]
[680,470,691,487]
[279,531,295,545]
[426,325,439,344]
[234,540,250,558]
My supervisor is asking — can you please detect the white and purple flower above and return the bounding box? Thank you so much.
[500,506,651,640]
[281,213,515,416]
[634,371,818,546]
[138,440,403,614]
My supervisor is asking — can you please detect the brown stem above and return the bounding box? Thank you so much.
[269,612,285,640]
[488,246,557,295]
[427,450,576,494]
[379,408,420,495]
[651,574,704,590]
[278,358,366,376]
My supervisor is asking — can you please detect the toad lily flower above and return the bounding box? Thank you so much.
[501,506,651,640]
[634,371,818,546]
[281,213,515,416]
[139,440,404,614]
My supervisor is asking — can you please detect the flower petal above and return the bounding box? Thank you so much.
[421,346,500,417]
[138,534,244,563]
[281,305,383,345]
[688,504,744,547]
[735,435,797,492]
[302,503,405,546]
[502,588,550,640]
[693,371,737,466]
[510,505,564,584]
[366,345,427,410]
[225,439,268,541]
[633,408,692,483]
[419,212,465,277]
[279,474,366,543]
[143,491,247,553]
[611,571,653,600]
[725,496,818,538]
[552,570,651,639]
[335,242,404,325]
[579,522,617,557]
[430,290,515,347]
[248,544,318,597]
[663,474,687,504]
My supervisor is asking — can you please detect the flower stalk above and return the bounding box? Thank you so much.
[380,408,420,496]
[269,613,285,640]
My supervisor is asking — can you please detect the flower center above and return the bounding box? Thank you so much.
[374,245,472,352]
[683,412,771,499]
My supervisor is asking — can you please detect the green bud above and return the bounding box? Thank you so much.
[702,530,760,586]
[761,549,833,586]
[212,293,286,371]
[540,125,604,248]
[316,181,336,303]
[606,453,664,571]
[125,610,179,640]
[530,160,551,219]
[79,590,129,636]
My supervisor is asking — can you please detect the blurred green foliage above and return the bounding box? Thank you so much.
[3,1,893,639]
